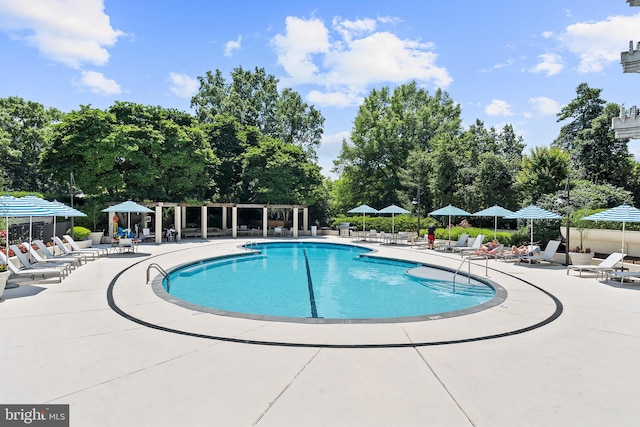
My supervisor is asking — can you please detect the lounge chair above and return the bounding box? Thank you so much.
[567,252,625,277]
[34,239,87,264]
[9,244,70,278]
[452,234,486,255]
[463,244,504,260]
[436,234,469,252]
[62,234,108,257]
[52,236,94,261]
[23,242,81,270]
[0,250,65,282]
[518,240,561,264]
[118,238,134,253]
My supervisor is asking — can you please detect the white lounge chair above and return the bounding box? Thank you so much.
[23,242,80,270]
[34,239,87,264]
[9,244,70,278]
[452,235,486,255]
[436,234,469,252]
[118,238,134,253]
[52,237,94,261]
[463,244,504,260]
[0,251,65,283]
[518,240,561,264]
[568,252,625,277]
[63,234,108,257]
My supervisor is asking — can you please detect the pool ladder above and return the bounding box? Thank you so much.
[453,255,489,285]
[245,241,259,251]
[147,263,170,292]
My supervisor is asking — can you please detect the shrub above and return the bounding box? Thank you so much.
[66,226,92,240]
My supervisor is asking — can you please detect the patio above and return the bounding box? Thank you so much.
[1,236,639,426]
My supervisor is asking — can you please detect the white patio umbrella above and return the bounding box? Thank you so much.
[102,200,153,231]
[378,204,410,234]
[347,204,379,231]
[504,204,561,247]
[429,204,472,243]
[582,204,640,271]
[473,205,514,240]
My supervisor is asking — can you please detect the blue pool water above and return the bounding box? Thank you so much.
[165,242,496,321]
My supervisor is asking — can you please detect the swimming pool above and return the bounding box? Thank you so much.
[162,242,499,323]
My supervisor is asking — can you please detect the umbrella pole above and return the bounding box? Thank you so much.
[363,213,365,232]
[530,219,534,247]
[448,215,451,243]
[494,216,497,240]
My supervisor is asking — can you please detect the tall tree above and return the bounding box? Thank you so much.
[334,82,462,208]
[191,66,324,157]
[516,146,569,205]
[241,136,323,205]
[0,97,61,192]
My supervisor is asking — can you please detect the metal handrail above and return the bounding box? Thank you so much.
[245,241,259,251]
[147,263,170,292]
[453,255,489,286]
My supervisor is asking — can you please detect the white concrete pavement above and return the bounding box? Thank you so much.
[1,236,639,426]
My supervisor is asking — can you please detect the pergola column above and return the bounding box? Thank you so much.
[174,205,182,241]
[201,205,208,239]
[303,208,308,235]
[263,207,268,237]
[222,207,228,232]
[293,207,299,238]
[231,206,238,238]
[155,205,162,244]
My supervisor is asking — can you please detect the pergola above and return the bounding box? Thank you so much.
[109,202,309,244]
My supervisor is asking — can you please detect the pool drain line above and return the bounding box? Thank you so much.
[302,249,318,318]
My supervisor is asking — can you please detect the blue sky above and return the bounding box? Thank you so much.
[1,0,639,178]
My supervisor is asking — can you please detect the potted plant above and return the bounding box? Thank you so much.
[0,262,9,300]
[569,245,594,265]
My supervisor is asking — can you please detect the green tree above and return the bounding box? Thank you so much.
[334,82,462,208]
[554,83,632,187]
[516,146,569,205]
[191,66,324,157]
[0,96,61,192]
[41,103,217,202]
[241,137,323,205]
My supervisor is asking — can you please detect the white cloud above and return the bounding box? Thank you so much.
[169,72,199,98]
[529,96,561,115]
[530,53,563,76]
[317,130,351,179]
[558,13,640,73]
[224,35,242,57]
[271,15,451,108]
[0,0,124,68]
[307,90,362,108]
[485,99,513,116]
[75,70,121,95]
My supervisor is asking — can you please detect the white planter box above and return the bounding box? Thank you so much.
[569,252,595,265]
[561,227,640,257]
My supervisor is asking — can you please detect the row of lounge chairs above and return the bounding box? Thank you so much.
[0,235,107,283]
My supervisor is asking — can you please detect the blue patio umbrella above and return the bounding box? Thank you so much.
[0,195,55,265]
[347,204,379,231]
[22,195,86,239]
[102,200,153,230]
[473,205,514,240]
[582,204,640,269]
[378,204,410,234]
[429,204,472,243]
[504,204,561,247]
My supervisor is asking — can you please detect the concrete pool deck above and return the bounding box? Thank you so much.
[1,236,639,426]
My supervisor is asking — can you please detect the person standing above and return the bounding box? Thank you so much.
[427,224,436,249]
